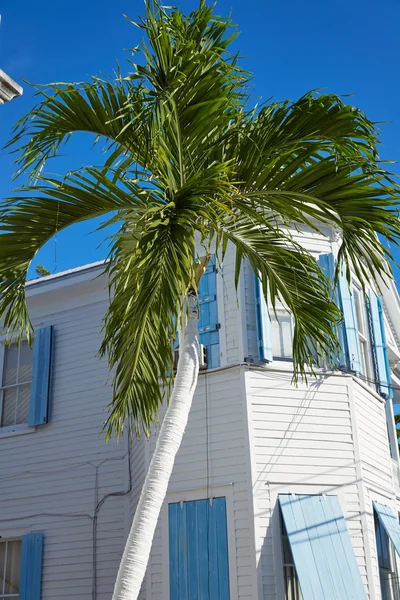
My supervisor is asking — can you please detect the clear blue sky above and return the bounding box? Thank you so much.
[0,0,400,278]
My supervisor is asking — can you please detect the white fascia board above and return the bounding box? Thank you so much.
[25,261,107,297]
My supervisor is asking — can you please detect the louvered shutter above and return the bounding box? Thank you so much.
[169,498,230,600]
[254,274,272,362]
[318,253,348,368]
[338,272,362,373]
[198,256,220,368]
[28,326,54,426]
[368,293,392,399]
[20,533,44,600]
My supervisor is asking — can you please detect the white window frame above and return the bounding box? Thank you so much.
[0,341,33,433]
[352,282,374,379]
[270,308,294,361]
[0,538,22,599]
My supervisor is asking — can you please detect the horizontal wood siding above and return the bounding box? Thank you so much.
[0,279,128,600]
[147,367,257,600]
[353,380,393,493]
[245,369,368,600]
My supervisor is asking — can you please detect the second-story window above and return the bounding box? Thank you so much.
[0,539,22,598]
[271,308,293,360]
[0,341,33,427]
[353,285,373,378]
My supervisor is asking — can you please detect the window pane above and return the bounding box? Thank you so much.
[360,340,368,377]
[18,341,33,383]
[353,289,366,336]
[0,543,6,594]
[271,312,293,359]
[16,385,30,425]
[4,541,21,594]
[1,388,17,427]
[2,345,18,387]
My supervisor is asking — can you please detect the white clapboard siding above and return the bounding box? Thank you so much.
[245,369,369,600]
[146,367,257,600]
[352,380,393,492]
[0,275,128,600]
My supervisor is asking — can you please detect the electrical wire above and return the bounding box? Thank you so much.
[92,435,132,600]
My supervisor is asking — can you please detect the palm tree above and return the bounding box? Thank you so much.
[1,1,400,598]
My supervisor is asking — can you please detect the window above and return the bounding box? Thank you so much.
[353,286,372,378]
[0,341,33,427]
[271,309,293,359]
[280,509,302,600]
[374,512,400,600]
[0,540,22,599]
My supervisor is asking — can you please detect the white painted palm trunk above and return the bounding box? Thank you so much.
[112,294,200,600]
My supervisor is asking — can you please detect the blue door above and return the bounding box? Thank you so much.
[169,497,230,599]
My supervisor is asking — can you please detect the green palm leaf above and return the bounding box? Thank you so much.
[1,0,400,435]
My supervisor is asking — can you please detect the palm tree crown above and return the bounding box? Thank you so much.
[1,0,400,437]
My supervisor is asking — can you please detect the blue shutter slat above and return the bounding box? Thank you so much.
[214,498,230,599]
[338,274,362,373]
[279,494,367,600]
[28,326,54,426]
[318,253,348,368]
[186,500,199,599]
[178,503,188,599]
[168,504,180,597]
[374,501,400,556]
[169,498,230,600]
[208,501,219,595]
[20,532,44,600]
[198,255,220,368]
[196,500,209,599]
[378,297,392,399]
[325,494,369,596]
[254,274,272,363]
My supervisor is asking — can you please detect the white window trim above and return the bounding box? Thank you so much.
[161,484,238,600]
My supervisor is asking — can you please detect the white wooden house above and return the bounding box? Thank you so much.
[2,224,400,600]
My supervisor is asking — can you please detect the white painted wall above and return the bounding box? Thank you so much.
[0,270,129,600]
[145,367,258,600]
[2,217,400,600]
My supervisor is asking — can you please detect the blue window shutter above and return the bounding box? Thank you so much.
[318,253,348,368]
[279,494,367,600]
[373,502,400,556]
[198,256,220,368]
[338,274,362,373]
[28,326,54,426]
[368,293,392,398]
[378,297,392,399]
[169,497,230,600]
[20,532,44,600]
[254,273,272,362]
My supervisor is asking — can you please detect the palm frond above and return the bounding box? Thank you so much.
[219,214,342,376]
[1,1,400,437]
[100,204,197,436]
[227,92,400,287]
[7,76,150,180]
[0,167,157,341]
